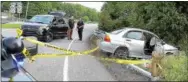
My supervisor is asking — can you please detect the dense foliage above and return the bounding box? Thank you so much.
[99,2,188,52]
[1,1,99,22]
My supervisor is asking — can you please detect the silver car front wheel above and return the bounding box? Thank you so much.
[114,47,129,58]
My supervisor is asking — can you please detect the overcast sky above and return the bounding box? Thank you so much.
[66,2,105,12]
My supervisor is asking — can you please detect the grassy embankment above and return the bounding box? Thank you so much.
[160,52,188,81]
[1,24,21,28]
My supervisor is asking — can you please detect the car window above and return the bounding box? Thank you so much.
[29,16,53,24]
[126,31,143,40]
[110,29,123,34]
[143,32,160,45]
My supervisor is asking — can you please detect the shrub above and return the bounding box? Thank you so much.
[160,53,188,81]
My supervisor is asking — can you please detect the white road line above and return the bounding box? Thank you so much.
[67,38,77,50]
[63,26,77,81]
[67,27,78,50]
[63,56,69,81]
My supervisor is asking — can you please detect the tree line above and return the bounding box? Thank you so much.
[1,2,99,22]
[99,2,188,52]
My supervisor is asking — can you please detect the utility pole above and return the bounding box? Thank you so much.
[25,1,29,20]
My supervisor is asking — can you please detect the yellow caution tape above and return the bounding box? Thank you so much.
[17,28,151,65]
[23,37,100,54]
[17,28,98,55]
[16,28,23,38]
[22,48,36,63]
[101,57,151,65]
[31,53,77,59]
[24,37,77,54]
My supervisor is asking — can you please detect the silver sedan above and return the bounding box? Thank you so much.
[99,27,179,59]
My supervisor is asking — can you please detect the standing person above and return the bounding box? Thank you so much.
[68,16,75,40]
[77,18,84,41]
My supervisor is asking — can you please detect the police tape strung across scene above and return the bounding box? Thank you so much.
[22,41,151,65]
[24,37,77,54]
[101,57,151,65]
[17,28,151,64]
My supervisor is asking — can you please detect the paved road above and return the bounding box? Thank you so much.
[2,24,116,81]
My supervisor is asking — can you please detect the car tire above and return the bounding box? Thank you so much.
[113,47,129,58]
[44,32,53,42]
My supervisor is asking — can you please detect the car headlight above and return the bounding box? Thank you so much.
[39,26,49,35]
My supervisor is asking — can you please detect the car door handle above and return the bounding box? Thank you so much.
[126,39,131,41]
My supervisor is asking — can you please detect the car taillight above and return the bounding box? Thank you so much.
[104,34,111,42]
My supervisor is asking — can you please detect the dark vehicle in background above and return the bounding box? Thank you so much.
[21,12,69,42]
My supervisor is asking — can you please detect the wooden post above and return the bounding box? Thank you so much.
[150,51,163,77]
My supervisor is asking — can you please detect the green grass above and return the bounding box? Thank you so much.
[161,53,188,81]
[1,24,21,28]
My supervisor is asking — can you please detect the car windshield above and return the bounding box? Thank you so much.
[29,15,53,24]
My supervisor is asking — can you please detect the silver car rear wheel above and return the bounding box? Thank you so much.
[114,48,129,58]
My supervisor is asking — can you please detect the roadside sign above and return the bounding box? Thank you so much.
[10,2,16,13]
[17,2,22,13]
[9,2,22,14]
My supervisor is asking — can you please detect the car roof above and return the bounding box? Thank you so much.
[34,15,54,17]
[121,27,159,38]
[35,15,54,16]
[49,12,66,17]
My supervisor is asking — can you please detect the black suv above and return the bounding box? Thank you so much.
[21,12,69,42]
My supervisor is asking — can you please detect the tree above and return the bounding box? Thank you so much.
[1,2,10,12]
[82,16,89,22]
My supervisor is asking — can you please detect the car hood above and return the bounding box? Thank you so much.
[163,44,178,50]
[21,22,48,29]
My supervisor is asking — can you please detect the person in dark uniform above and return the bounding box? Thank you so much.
[68,16,75,40]
[77,18,84,41]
